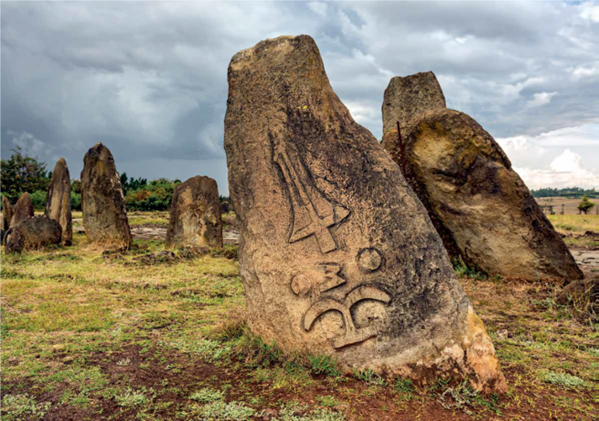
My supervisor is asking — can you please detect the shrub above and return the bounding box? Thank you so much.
[30,190,47,210]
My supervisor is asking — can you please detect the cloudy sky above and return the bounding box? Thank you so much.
[2,1,598,193]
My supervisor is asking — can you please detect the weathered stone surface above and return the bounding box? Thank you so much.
[382,72,583,281]
[2,196,14,231]
[224,35,505,392]
[5,227,24,253]
[5,215,62,253]
[81,143,132,249]
[166,176,223,248]
[382,71,446,135]
[45,158,73,245]
[10,192,34,228]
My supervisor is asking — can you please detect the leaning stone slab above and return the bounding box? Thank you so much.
[382,72,583,281]
[224,35,505,393]
[45,158,73,245]
[2,196,14,232]
[5,215,61,253]
[166,176,223,248]
[81,143,132,249]
[10,192,34,228]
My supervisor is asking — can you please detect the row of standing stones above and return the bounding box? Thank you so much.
[223,35,585,393]
[0,34,584,394]
[1,144,223,253]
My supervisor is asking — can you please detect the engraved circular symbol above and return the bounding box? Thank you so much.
[291,274,312,297]
[357,248,382,272]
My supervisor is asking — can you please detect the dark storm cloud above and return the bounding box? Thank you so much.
[2,1,598,191]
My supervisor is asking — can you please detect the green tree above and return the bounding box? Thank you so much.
[577,196,595,215]
[0,147,50,202]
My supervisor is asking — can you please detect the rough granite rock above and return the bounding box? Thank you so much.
[10,192,34,228]
[382,72,583,281]
[2,196,14,232]
[45,157,73,245]
[224,35,505,393]
[81,143,132,249]
[5,215,62,253]
[165,176,223,248]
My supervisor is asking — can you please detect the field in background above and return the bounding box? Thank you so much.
[536,196,599,215]
[1,212,597,420]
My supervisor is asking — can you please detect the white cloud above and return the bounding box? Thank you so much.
[550,149,582,173]
[514,149,598,190]
[527,91,557,108]
[580,4,599,23]
[308,2,327,17]
[570,63,599,79]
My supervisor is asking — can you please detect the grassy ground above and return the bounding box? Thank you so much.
[547,214,599,248]
[1,214,597,420]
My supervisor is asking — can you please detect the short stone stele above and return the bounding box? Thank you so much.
[381,71,583,281]
[81,143,132,249]
[5,215,62,253]
[166,175,223,248]
[45,157,73,245]
[224,35,506,393]
[10,192,34,228]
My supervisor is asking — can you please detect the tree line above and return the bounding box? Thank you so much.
[531,187,598,198]
[0,148,188,211]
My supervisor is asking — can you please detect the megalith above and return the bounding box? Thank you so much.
[45,158,73,245]
[382,72,583,281]
[2,196,14,232]
[81,143,132,249]
[5,215,62,253]
[224,35,505,392]
[165,176,223,248]
[10,192,34,228]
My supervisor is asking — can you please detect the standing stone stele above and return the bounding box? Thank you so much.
[224,35,505,393]
[2,196,14,232]
[381,72,583,281]
[10,192,34,228]
[165,176,223,248]
[45,157,73,245]
[80,143,132,249]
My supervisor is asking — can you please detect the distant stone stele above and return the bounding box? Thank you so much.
[45,157,73,245]
[224,35,506,393]
[80,143,132,249]
[381,71,583,281]
[166,175,223,248]
[2,196,14,232]
[10,192,34,228]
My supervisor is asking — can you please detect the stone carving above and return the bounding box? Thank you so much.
[165,176,223,248]
[304,285,391,349]
[274,137,349,254]
[10,192,34,228]
[81,143,132,249]
[225,35,505,393]
[290,264,345,297]
[2,196,13,232]
[357,248,382,272]
[45,157,73,245]
[382,72,583,281]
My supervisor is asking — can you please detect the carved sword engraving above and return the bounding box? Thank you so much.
[273,137,349,254]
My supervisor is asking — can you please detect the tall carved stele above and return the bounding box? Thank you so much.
[81,143,132,250]
[224,35,506,393]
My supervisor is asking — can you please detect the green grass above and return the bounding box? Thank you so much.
[1,211,597,420]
